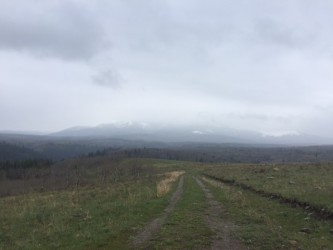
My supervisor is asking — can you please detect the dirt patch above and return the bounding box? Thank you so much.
[132,175,184,248]
[195,177,245,250]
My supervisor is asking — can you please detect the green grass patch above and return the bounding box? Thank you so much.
[0,177,174,250]
[203,177,333,250]
[151,175,212,249]
[204,163,333,213]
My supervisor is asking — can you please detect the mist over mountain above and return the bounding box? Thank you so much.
[1,122,333,163]
[49,123,333,146]
[3,1,333,143]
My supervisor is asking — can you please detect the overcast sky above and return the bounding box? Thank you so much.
[1,0,333,136]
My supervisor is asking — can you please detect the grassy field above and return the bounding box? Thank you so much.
[0,159,184,250]
[203,163,333,214]
[0,178,174,249]
[202,176,333,249]
[1,158,333,249]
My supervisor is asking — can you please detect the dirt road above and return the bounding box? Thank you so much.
[132,176,184,248]
[195,177,244,250]
[132,175,244,249]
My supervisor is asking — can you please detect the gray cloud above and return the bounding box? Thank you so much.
[0,1,107,60]
[92,69,122,89]
[2,0,333,137]
[252,19,306,49]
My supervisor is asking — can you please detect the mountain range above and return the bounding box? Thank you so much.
[1,123,333,162]
[48,122,333,146]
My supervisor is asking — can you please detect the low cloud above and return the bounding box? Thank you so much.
[0,1,107,60]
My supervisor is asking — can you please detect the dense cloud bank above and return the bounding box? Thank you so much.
[1,0,333,137]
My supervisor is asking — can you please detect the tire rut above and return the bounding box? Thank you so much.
[194,177,245,250]
[203,173,333,221]
[132,175,184,248]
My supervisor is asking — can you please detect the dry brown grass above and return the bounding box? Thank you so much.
[156,171,185,197]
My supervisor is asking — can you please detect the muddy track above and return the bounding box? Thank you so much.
[132,175,184,248]
[194,177,244,250]
[203,173,333,221]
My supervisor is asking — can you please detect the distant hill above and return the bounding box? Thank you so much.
[49,123,333,146]
[0,133,167,161]
[0,142,40,161]
[1,123,333,162]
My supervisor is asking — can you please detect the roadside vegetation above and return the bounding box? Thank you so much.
[0,158,183,249]
[156,170,185,197]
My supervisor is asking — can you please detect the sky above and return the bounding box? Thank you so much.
[1,0,333,136]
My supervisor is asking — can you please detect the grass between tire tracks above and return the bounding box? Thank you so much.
[203,176,333,250]
[151,174,212,249]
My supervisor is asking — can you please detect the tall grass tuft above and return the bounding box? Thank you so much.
[156,171,185,197]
